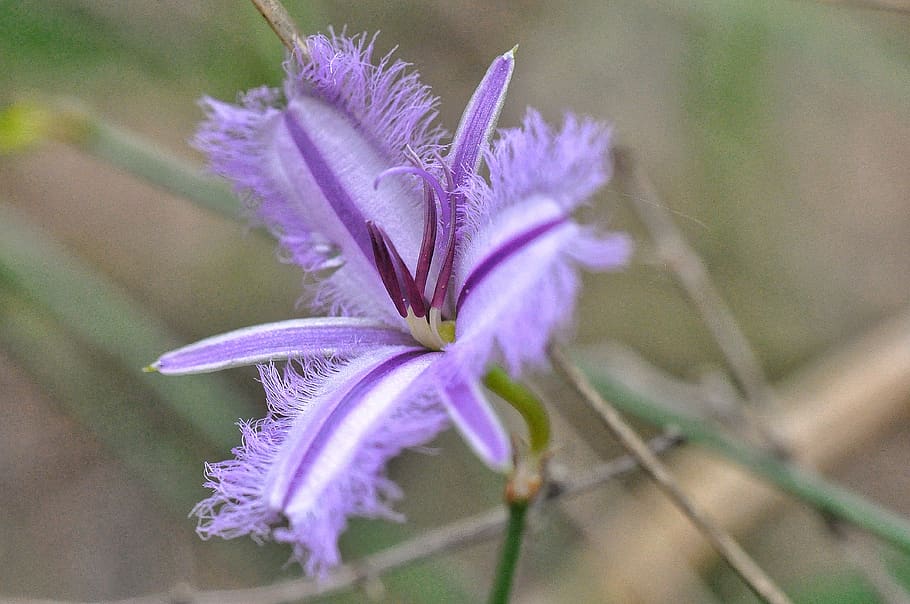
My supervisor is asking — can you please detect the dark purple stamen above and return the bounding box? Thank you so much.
[414,181,437,296]
[374,165,449,210]
[433,151,456,196]
[373,164,458,317]
[379,227,427,318]
[367,222,407,317]
[429,177,458,310]
[396,150,438,295]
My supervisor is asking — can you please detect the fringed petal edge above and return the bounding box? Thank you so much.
[191,353,449,576]
[291,30,447,166]
[459,109,612,240]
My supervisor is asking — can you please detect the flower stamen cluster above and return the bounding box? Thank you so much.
[369,157,458,349]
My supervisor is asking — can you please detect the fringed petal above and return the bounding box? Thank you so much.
[192,357,341,546]
[293,31,446,166]
[194,31,448,323]
[192,347,449,576]
[458,109,612,240]
[451,110,630,375]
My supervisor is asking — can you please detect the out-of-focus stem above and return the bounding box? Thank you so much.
[487,501,529,604]
[71,108,241,219]
[0,202,254,452]
[250,0,304,53]
[550,346,793,604]
[613,147,774,412]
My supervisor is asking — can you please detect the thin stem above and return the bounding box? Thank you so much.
[0,100,242,219]
[249,0,304,53]
[581,345,910,556]
[612,148,910,589]
[613,147,774,411]
[0,203,254,453]
[550,346,793,604]
[487,502,529,604]
[56,105,241,219]
[483,366,551,455]
[827,523,910,604]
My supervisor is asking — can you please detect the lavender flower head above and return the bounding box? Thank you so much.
[153,31,630,574]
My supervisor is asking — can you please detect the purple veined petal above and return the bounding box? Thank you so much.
[197,31,446,323]
[450,109,627,374]
[445,48,515,226]
[455,197,567,311]
[192,348,449,575]
[458,110,612,245]
[265,347,441,518]
[453,198,629,374]
[153,318,415,375]
[281,110,372,258]
[437,371,511,471]
[297,32,446,169]
[262,96,427,322]
[456,215,565,315]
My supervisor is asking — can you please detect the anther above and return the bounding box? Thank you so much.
[367,221,407,317]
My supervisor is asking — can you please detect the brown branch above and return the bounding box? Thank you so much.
[613,147,774,410]
[610,148,910,600]
[249,0,304,52]
[549,346,793,604]
[0,436,682,604]
[570,310,910,601]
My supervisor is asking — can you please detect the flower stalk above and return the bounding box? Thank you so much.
[483,366,551,457]
[482,366,551,604]
[488,500,529,604]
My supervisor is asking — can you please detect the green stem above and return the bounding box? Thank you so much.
[487,500,529,604]
[1,100,242,219]
[582,360,910,556]
[483,366,551,455]
[74,110,242,219]
[0,202,255,452]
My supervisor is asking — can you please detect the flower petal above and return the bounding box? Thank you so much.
[437,371,511,471]
[458,109,612,239]
[268,348,445,572]
[448,48,515,199]
[153,318,414,375]
[193,347,448,575]
[452,111,630,374]
[195,32,445,322]
[296,32,445,168]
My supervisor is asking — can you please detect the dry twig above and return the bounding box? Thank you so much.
[249,0,304,52]
[610,149,910,600]
[613,147,775,412]
[550,346,793,604]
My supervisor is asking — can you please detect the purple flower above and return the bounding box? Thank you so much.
[154,31,630,574]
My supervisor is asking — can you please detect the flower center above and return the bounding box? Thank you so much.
[368,152,458,351]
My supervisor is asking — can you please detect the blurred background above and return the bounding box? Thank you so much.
[1,0,909,602]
